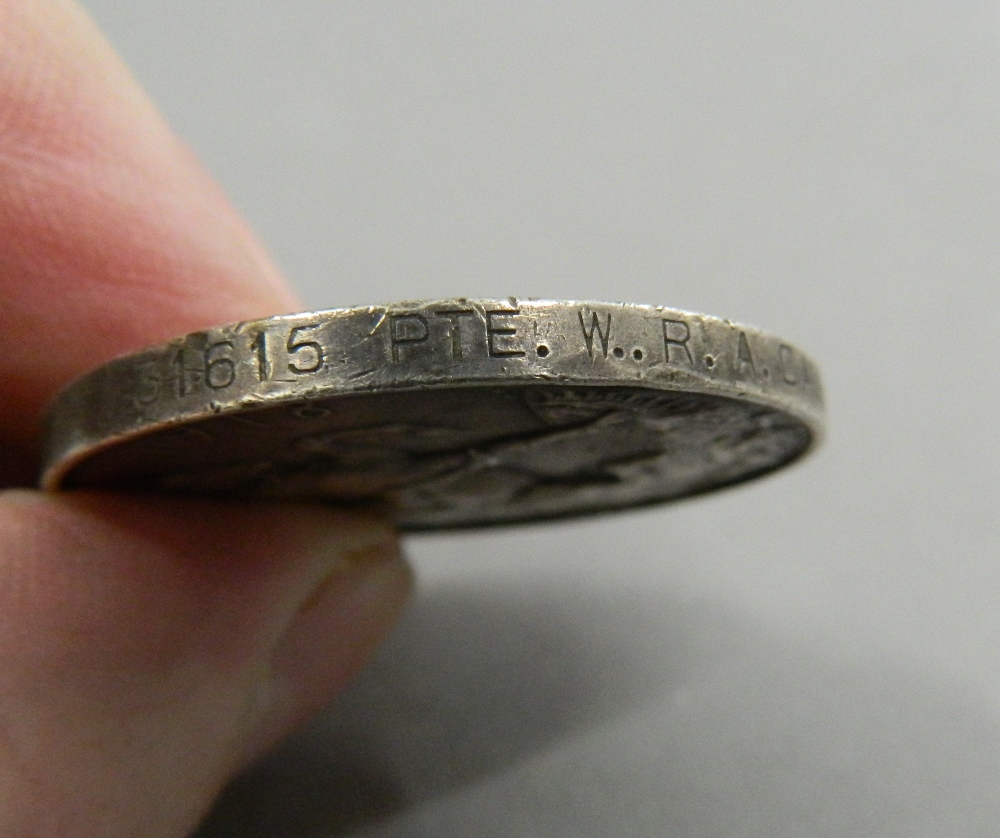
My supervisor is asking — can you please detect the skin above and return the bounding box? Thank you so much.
[0,2,411,835]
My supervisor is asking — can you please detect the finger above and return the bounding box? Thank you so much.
[0,0,298,483]
[0,490,411,837]
[0,5,413,836]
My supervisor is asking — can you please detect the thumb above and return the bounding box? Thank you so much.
[0,490,410,838]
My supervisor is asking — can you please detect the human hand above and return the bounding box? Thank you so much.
[0,2,411,834]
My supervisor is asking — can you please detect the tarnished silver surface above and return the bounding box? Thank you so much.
[41,299,824,529]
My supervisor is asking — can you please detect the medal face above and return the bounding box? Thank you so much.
[42,299,824,529]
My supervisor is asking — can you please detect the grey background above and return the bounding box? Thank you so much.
[83,2,1000,836]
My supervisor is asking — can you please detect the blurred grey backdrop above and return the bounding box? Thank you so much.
[83,2,1000,836]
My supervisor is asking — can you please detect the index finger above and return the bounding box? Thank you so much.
[0,0,299,485]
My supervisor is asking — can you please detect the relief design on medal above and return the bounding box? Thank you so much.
[395,389,807,527]
[141,385,808,529]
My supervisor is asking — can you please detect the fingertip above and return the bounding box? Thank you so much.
[0,490,411,833]
[250,545,413,760]
[0,0,302,474]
